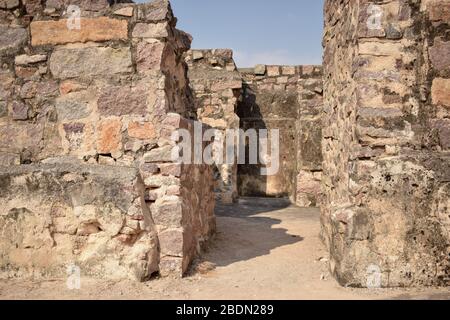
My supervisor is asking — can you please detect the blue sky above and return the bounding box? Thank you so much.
[135,0,324,67]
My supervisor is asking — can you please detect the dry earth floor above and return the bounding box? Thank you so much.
[0,198,449,300]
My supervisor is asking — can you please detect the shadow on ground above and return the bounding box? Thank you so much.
[202,197,307,267]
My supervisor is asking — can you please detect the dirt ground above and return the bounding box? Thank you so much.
[0,198,449,300]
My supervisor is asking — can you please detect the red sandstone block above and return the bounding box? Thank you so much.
[31,18,128,46]
[429,2,450,23]
[432,78,450,106]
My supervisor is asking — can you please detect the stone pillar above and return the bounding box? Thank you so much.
[323,0,449,287]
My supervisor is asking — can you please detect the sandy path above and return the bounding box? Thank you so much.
[0,198,448,300]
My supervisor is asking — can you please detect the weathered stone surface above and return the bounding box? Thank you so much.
[15,54,47,66]
[151,196,182,227]
[159,163,181,177]
[136,0,172,22]
[432,78,450,106]
[0,26,27,56]
[114,6,134,17]
[159,229,183,257]
[0,101,7,117]
[98,85,150,116]
[0,0,19,9]
[0,0,214,281]
[50,47,132,79]
[97,118,122,155]
[429,38,450,71]
[55,91,92,120]
[266,65,280,77]
[432,119,450,150]
[0,164,159,281]
[0,152,19,166]
[52,0,112,11]
[132,22,169,38]
[254,64,266,75]
[31,18,128,46]
[128,121,156,140]
[296,170,321,207]
[428,1,450,23]
[136,41,165,72]
[144,146,174,163]
[11,101,29,120]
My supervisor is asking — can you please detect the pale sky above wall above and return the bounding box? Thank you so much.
[134,0,324,67]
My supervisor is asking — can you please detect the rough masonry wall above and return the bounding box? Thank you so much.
[0,0,215,280]
[238,65,323,206]
[185,49,242,203]
[323,0,449,287]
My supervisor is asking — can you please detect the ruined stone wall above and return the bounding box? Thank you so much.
[185,49,242,203]
[238,65,323,206]
[323,0,449,287]
[0,0,215,280]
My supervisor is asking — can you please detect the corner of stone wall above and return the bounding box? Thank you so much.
[0,0,215,280]
[185,49,242,203]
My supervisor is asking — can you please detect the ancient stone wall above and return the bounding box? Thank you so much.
[323,0,449,287]
[185,49,242,203]
[238,65,323,206]
[0,0,215,280]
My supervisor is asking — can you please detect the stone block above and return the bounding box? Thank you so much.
[0,26,27,56]
[254,64,266,75]
[151,196,183,228]
[143,145,174,163]
[136,0,172,22]
[55,91,92,121]
[266,65,280,77]
[114,7,134,17]
[432,78,450,106]
[132,22,169,38]
[15,54,47,66]
[0,0,19,9]
[96,118,122,155]
[11,101,29,120]
[31,18,128,46]
[429,38,450,71]
[50,47,132,79]
[282,66,296,75]
[128,121,156,140]
[98,85,151,117]
[159,228,183,257]
[136,41,165,73]
[428,2,450,23]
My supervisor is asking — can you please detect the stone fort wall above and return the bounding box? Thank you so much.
[323,0,449,287]
[238,65,323,206]
[0,0,447,288]
[0,0,215,280]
